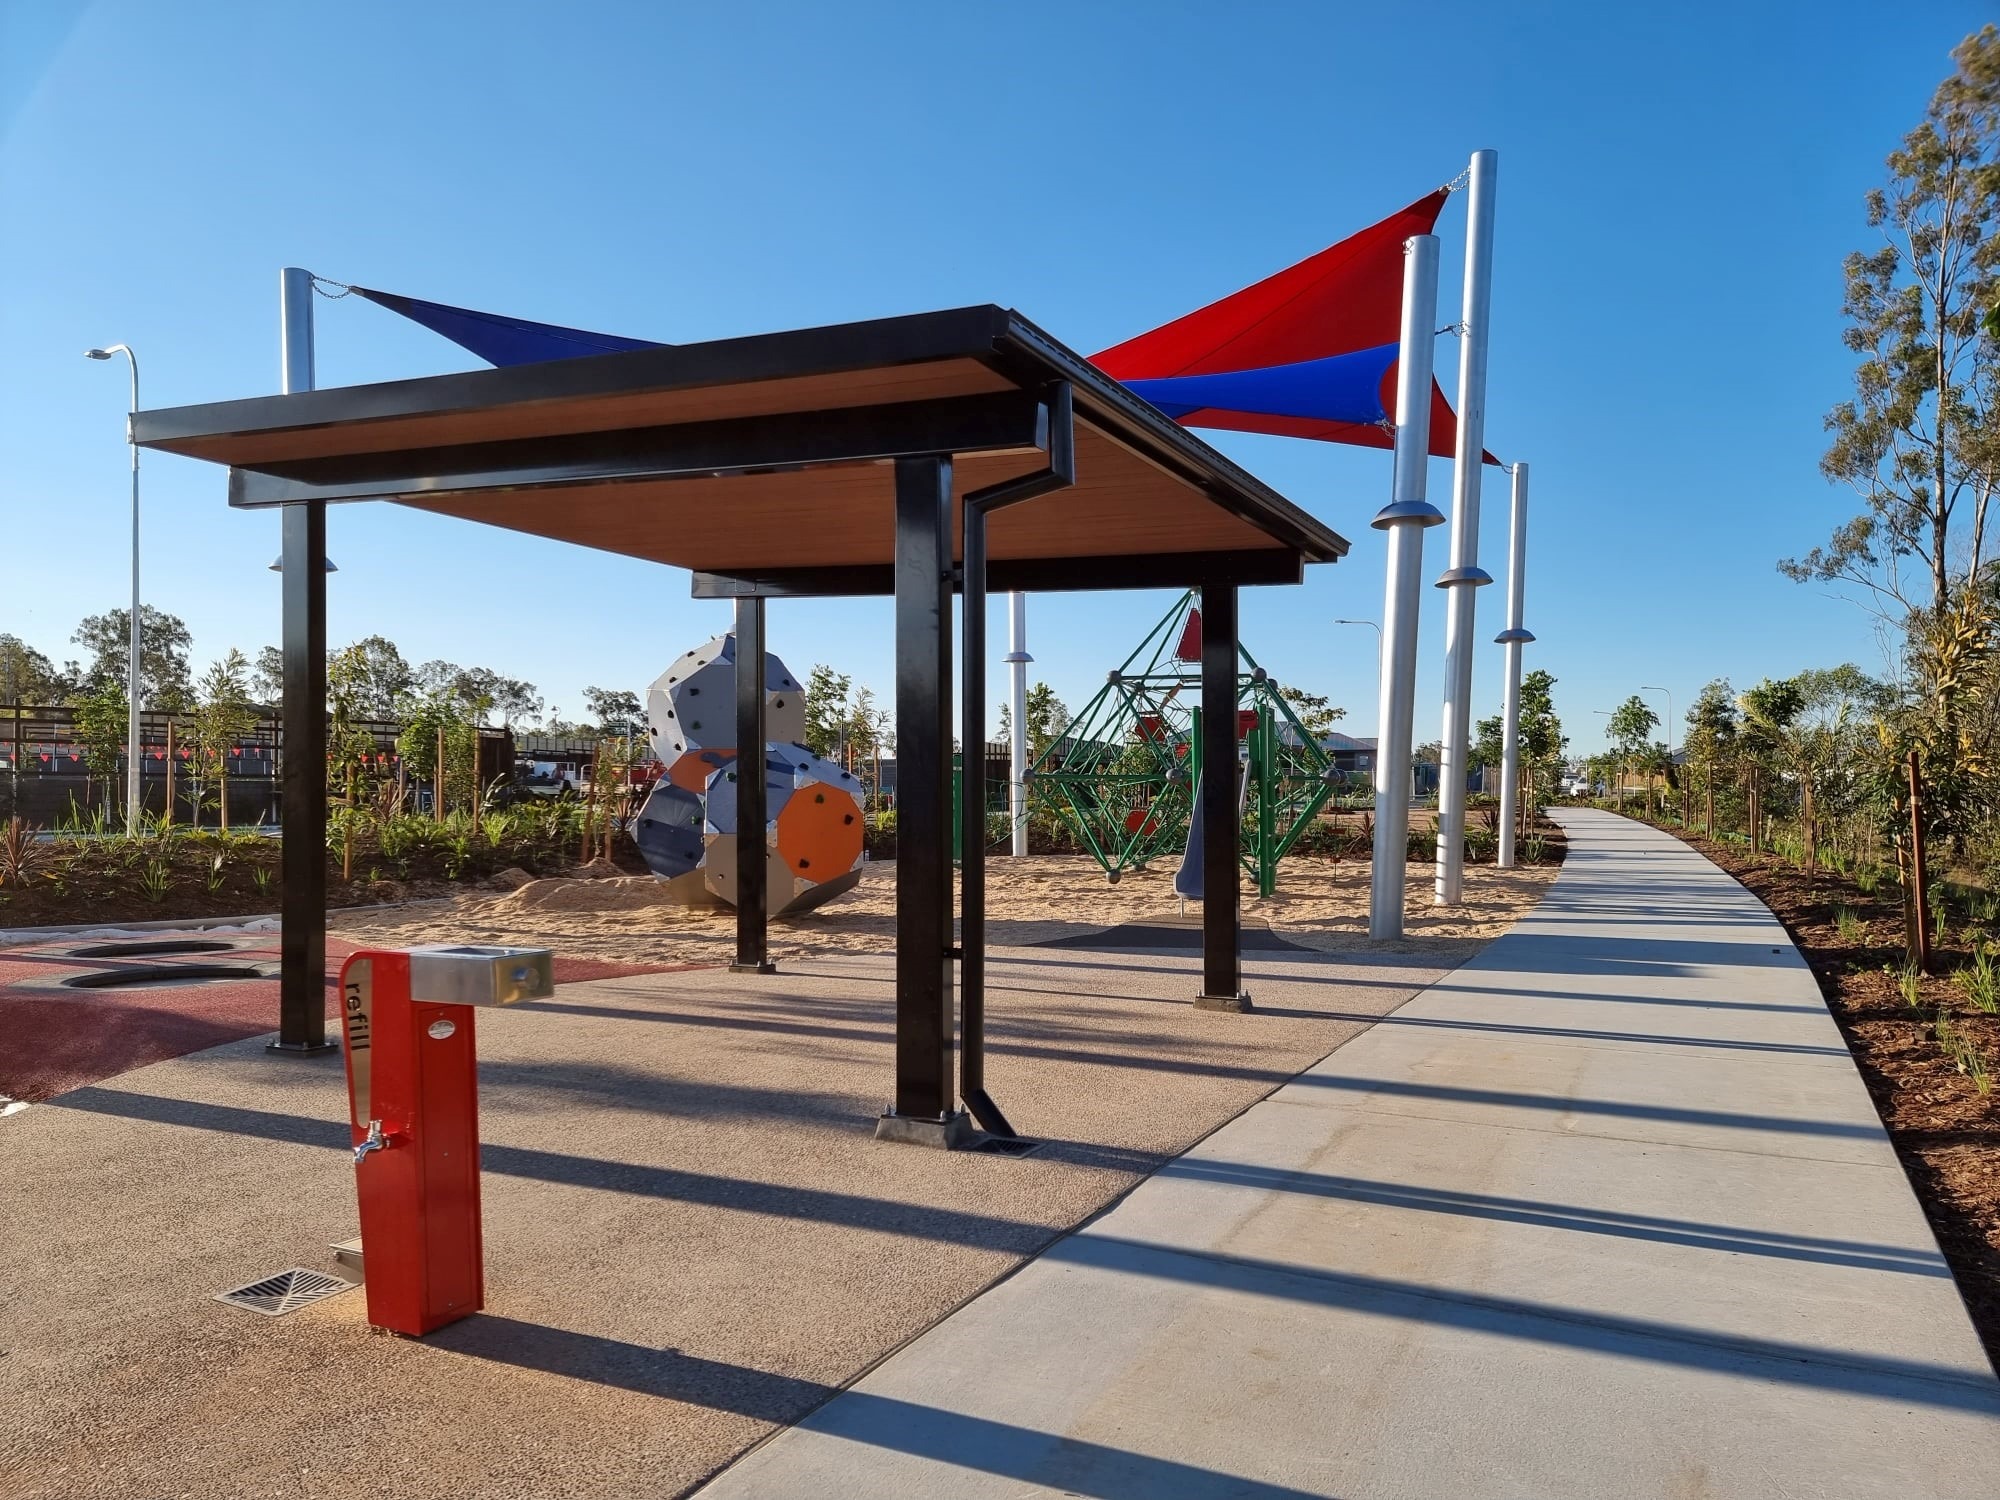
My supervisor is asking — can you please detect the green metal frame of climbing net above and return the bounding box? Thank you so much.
[1025,590,1345,894]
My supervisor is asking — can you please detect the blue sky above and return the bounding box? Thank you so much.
[1,1,1984,753]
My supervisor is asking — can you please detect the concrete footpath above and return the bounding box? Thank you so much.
[695,810,2000,1499]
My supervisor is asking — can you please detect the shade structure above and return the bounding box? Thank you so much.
[132,301,1349,1146]
[135,305,1347,594]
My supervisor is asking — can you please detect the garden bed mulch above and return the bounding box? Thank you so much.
[1661,823,2000,1376]
[0,833,652,931]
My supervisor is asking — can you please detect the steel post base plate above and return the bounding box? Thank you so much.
[728,961,779,975]
[265,1038,339,1056]
[874,1110,975,1149]
[1194,991,1255,1013]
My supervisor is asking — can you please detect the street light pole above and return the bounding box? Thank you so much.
[1333,618,1382,675]
[85,344,141,836]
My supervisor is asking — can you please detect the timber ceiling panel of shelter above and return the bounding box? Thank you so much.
[131,306,1350,581]
[392,430,1284,572]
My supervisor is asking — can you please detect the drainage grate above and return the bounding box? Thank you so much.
[214,1268,357,1317]
[65,939,236,959]
[973,1136,1042,1157]
[62,963,264,991]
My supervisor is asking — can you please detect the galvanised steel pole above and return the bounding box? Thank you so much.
[1005,593,1030,857]
[1494,462,1534,868]
[85,344,142,833]
[1369,233,1446,942]
[1433,148,1499,906]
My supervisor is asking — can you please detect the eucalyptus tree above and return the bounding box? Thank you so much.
[72,605,192,710]
[1784,26,2000,620]
[0,636,62,703]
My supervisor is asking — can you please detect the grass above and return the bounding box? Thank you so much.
[1956,944,1998,1015]
[138,857,172,904]
[1834,905,1865,943]
[1933,1008,1993,1094]
[1898,964,1925,1009]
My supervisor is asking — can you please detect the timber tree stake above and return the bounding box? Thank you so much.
[1907,749,1931,973]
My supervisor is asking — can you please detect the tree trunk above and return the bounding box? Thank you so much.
[164,721,176,827]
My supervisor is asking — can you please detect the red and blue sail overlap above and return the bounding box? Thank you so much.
[1092,189,1497,464]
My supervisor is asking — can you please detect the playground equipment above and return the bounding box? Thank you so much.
[1026,591,1346,896]
[632,632,865,914]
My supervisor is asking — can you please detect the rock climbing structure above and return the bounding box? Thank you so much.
[631,632,866,914]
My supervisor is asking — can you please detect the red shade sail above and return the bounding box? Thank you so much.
[1094,190,1499,465]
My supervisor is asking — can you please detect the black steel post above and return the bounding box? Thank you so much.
[882,454,960,1136]
[271,500,335,1054]
[958,504,1015,1138]
[1197,580,1250,1011]
[730,594,776,974]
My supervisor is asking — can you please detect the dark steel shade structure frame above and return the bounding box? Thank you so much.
[131,305,1348,1139]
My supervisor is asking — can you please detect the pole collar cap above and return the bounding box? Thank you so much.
[1434,566,1494,587]
[1370,499,1446,530]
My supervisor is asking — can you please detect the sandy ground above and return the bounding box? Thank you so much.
[330,854,1557,963]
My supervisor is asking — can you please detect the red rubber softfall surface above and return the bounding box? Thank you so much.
[0,934,687,1103]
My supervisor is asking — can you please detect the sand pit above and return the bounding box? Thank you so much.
[330,854,1557,964]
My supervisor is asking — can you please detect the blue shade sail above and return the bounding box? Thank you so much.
[1122,342,1399,427]
[351,287,663,367]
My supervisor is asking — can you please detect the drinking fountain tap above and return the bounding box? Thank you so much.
[353,1119,391,1165]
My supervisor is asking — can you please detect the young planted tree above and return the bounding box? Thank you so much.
[69,676,128,820]
[1685,679,1740,835]
[1474,669,1566,820]
[1738,668,1884,878]
[1024,682,1071,761]
[396,692,479,818]
[846,685,885,794]
[803,665,854,762]
[1606,696,1660,811]
[187,650,258,831]
[1785,26,2000,620]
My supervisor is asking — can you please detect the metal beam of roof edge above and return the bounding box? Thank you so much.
[131,305,1350,594]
